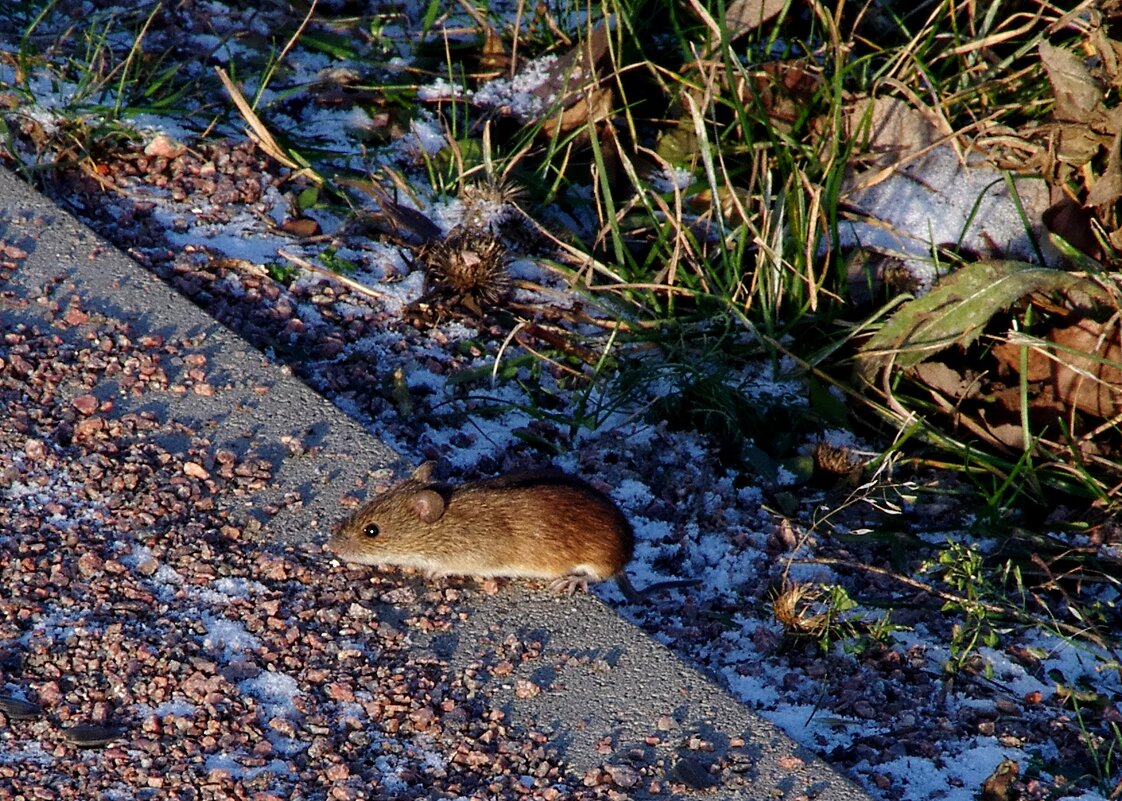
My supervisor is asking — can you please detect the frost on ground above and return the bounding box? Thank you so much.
[836,96,1059,291]
[0,3,1119,801]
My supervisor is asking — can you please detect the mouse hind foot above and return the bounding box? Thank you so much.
[547,573,593,595]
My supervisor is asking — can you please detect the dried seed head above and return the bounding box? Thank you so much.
[461,176,524,206]
[813,441,864,479]
[422,226,510,311]
[771,582,829,637]
[459,178,524,229]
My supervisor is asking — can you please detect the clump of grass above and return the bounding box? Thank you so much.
[1,3,199,171]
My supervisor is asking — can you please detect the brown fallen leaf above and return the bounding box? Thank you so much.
[723,0,790,39]
[1087,130,1122,208]
[530,22,613,111]
[540,86,614,138]
[1042,192,1103,262]
[992,317,1122,419]
[477,26,509,78]
[280,217,321,237]
[1039,41,1103,123]
[844,96,950,192]
[979,758,1020,801]
[976,404,1029,449]
[910,361,981,401]
[749,60,823,130]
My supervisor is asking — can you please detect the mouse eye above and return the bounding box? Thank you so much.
[362,523,380,539]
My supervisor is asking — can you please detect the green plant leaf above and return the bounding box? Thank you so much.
[808,376,849,425]
[857,260,1089,384]
[298,31,358,60]
[297,186,319,211]
[780,454,815,485]
[510,428,564,455]
[741,441,778,482]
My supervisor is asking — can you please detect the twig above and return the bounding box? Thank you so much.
[277,249,387,300]
[510,202,627,285]
[215,66,322,184]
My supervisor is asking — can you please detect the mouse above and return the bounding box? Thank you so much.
[326,462,695,603]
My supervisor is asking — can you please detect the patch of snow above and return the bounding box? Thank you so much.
[839,146,1059,285]
[212,577,269,597]
[406,112,448,157]
[876,739,1019,801]
[472,55,558,120]
[0,741,54,766]
[417,78,466,101]
[201,614,261,658]
[240,670,301,720]
[204,753,290,780]
[649,165,694,193]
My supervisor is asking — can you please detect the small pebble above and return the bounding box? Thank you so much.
[671,756,717,789]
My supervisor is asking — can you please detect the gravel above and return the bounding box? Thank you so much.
[0,297,643,798]
[1,185,856,801]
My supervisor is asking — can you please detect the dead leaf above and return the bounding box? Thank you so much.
[910,361,981,399]
[1087,130,1122,207]
[991,339,1052,383]
[745,60,823,130]
[280,217,320,237]
[1039,41,1104,123]
[977,405,1031,449]
[994,318,1122,419]
[1054,122,1107,165]
[477,26,509,78]
[847,96,949,168]
[979,759,1019,801]
[531,23,613,110]
[723,0,789,39]
[540,86,614,138]
[1042,192,1104,261]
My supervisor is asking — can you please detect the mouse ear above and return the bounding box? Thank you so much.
[411,461,436,483]
[411,489,445,523]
